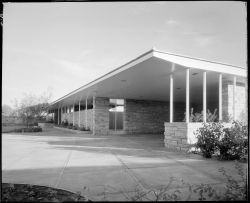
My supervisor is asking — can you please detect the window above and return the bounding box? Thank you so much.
[109,99,124,130]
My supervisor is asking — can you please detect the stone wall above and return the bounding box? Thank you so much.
[124,99,169,134]
[164,122,233,152]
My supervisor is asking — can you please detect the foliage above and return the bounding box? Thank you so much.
[62,119,69,127]
[218,121,248,160]
[217,161,247,201]
[1,183,88,202]
[14,126,42,133]
[2,104,15,116]
[195,121,248,160]
[13,90,52,127]
[183,108,218,122]
[91,162,247,201]
[195,122,223,158]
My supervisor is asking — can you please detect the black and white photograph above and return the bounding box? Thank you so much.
[2,1,248,202]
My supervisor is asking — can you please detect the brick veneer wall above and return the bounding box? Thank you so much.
[93,97,110,135]
[124,99,169,134]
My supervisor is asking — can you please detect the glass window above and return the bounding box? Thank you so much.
[109,99,124,130]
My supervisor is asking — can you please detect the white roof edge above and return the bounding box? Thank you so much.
[50,49,154,106]
[50,48,247,107]
[153,49,247,77]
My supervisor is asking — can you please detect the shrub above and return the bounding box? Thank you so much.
[183,108,218,122]
[68,123,73,129]
[195,122,224,158]
[218,121,248,160]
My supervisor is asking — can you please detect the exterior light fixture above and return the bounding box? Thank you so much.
[192,73,198,76]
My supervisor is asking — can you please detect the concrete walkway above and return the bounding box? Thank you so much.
[2,127,247,201]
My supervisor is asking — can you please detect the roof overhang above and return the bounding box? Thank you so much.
[49,49,247,109]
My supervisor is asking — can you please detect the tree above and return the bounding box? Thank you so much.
[2,104,14,116]
[14,89,53,127]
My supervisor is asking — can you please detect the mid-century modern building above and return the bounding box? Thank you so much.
[48,49,247,151]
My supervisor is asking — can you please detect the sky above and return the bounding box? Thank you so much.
[2,2,247,108]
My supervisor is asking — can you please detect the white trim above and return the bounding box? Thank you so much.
[233,76,236,120]
[85,97,88,129]
[186,68,190,123]
[219,73,222,121]
[203,72,207,122]
[153,51,246,77]
[78,100,81,127]
[170,72,174,123]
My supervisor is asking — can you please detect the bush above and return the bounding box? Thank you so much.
[195,122,224,158]
[183,108,218,122]
[68,123,73,129]
[195,121,248,160]
[218,121,248,160]
[14,127,42,133]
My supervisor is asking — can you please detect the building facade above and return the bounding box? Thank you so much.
[49,49,247,151]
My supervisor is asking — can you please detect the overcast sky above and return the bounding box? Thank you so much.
[3,2,247,107]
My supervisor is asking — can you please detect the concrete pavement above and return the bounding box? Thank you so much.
[2,127,248,201]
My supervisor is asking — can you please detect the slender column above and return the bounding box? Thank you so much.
[58,108,59,125]
[170,73,173,123]
[219,73,222,121]
[233,76,236,121]
[85,97,88,129]
[72,104,75,126]
[203,72,207,122]
[61,107,63,124]
[92,96,95,135]
[78,100,81,127]
[186,68,190,123]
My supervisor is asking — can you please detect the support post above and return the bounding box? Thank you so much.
[78,100,81,127]
[92,96,95,135]
[233,76,236,121]
[186,68,190,123]
[219,73,222,121]
[170,73,174,123]
[61,107,63,124]
[203,72,207,122]
[58,108,59,125]
[72,104,75,126]
[85,97,88,129]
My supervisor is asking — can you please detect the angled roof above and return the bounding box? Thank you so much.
[49,48,247,108]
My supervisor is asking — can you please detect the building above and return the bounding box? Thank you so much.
[48,48,247,151]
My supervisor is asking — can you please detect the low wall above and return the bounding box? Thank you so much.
[164,122,232,152]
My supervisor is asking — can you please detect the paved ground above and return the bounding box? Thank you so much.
[2,127,248,201]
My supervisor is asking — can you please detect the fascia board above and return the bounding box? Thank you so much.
[153,51,247,77]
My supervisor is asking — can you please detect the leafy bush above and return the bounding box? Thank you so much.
[195,122,224,158]
[183,108,218,122]
[14,127,42,133]
[218,121,248,160]
[195,121,248,160]
[61,119,68,127]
